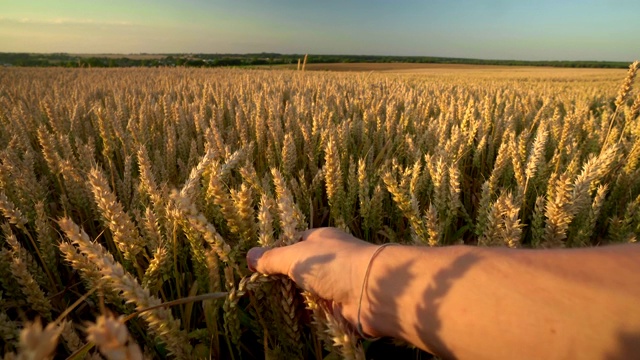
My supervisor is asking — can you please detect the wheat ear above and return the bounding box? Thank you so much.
[603,61,639,147]
[5,229,52,320]
[86,312,144,360]
[59,320,85,354]
[88,167,145,263]
[324,135,347,230]
[271,168,304,244]
[58,217,192,358]
[13,318,62,360]
[170,190,233,264]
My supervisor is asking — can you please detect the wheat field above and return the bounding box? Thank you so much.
[0,63,638,359]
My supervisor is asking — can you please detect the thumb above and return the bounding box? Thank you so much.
[247,246,294,276]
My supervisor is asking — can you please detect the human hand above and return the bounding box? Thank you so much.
[246,227,380,335]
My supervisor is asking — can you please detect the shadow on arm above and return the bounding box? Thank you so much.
[368,250,482,359]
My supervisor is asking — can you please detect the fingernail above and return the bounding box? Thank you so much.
[247,247,267,272]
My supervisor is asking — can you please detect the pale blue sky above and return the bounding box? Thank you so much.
[0,0,638,61]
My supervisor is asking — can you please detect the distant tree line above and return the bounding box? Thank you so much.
[0,52,630,69]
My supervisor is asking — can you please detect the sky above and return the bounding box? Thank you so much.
[0,0,638,61]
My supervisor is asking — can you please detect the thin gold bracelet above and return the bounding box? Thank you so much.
[356,242,399,341]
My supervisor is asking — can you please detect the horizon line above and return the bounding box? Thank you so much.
[0,51,635,64]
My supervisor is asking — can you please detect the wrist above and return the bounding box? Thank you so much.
[357,244,405,339]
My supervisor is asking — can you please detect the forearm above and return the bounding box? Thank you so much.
[362,244,640,359]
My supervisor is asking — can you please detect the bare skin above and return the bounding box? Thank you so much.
[247,227,640,359]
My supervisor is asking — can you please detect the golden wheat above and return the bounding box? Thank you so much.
[0,64,637,358]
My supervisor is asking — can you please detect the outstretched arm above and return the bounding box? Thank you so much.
[247,228,640,359]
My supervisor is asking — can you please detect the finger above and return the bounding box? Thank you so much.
[246,246,297,276]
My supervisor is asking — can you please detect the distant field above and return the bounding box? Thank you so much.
[276,62,626,78]
[282,62,509,71]
[72,53,168,60]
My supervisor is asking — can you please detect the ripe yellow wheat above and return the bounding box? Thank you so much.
[0,64,637,358]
